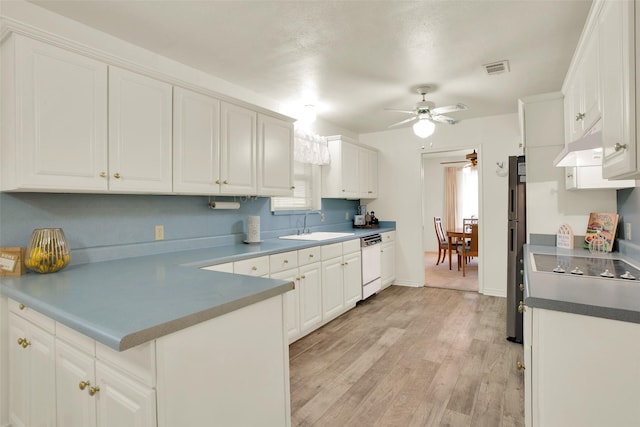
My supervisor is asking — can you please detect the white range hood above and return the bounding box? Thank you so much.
[553,119,604,167]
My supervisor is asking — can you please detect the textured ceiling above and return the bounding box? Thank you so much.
[28,0,592,134]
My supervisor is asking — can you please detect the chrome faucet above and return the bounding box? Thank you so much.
[300,211,324,235]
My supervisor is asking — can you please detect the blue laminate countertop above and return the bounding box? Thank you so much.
[524,244,640,323]
[0,227,393,351]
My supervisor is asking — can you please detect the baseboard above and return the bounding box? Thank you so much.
[481,288,506,298]
[389,281,423,288]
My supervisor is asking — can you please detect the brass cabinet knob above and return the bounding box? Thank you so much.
[342,189,346,192]
[291,186,295,190]
[251,266,257,271]
[520,259,523,264]
[368,191,373,194]
[518,301,526,314]
[223,180,229,184]
[344,261,349,266]
[18,303,25,310]
[79,381,90,390]
[215,179,221,184]
[113,173,121,179]
[88,386,100,396]
[519,283,524,292]
[516,361,526,371]
[301,275,306,279]
[17,337,24,346]
[309,254,314,258]
[284,259,288,264]
[520,269,524,276]
[17,338,30,348]
[615,143,628,152]
[100,172,107,178]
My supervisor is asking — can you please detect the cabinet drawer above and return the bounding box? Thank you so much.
[342,239,361,255]
[56,322,96,356]
[234,256,269,277]
[298,247,321,266]
[96,340,156,388]
[8,298,55,334]
[381,231,395,242]
[270,251,298,274]
[321,243,343,260]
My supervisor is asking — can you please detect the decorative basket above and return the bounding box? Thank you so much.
[25,228,70,274]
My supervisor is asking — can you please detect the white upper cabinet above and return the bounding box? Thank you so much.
[220,102,257,195]
[564,25,600,145]
[1,34,108,192]
[108,67,173,193]
[173,87,221,194]
[322,135,378,199]
[599,0,637,179]
[257,114,294,196]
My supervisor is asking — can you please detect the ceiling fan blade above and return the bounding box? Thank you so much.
[430,103,468,115]
[388,116,417,128]
[430,114,458,125]
[384,108,417,115]
[440,160,469,165]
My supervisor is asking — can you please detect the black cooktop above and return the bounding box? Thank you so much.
[532,253,640,281]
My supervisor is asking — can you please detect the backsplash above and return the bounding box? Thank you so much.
[617,187,640,258]
[0,193,359,263]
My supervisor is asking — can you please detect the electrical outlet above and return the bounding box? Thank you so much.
[345,211,350,220]
[626,223,632,240]
[155,225,164,241]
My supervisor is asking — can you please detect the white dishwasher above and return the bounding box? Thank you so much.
[361,234,382,299]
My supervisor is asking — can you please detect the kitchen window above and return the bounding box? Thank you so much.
[270,161,321,212]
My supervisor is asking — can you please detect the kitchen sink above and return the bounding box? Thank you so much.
[278,232,355,241]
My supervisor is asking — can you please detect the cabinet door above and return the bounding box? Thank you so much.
[343,252,362,306]
[600,0,636,179]
[299,262,322,334]
[95,361,157,427]
[271,268,301,343]
[366,149,379,198]
[381,240,396,288]
[533,309,640,427]
[321,257,345,320]
[8,313,56,427]
[257,114,294,196]
[220,102,257,194]
[173,87,221,194]
[341,142,360,198]
[8,35,108,191]
[56,339,97,427]
[563,79,581,144]
[108,67,172,192]
[581,31,600,133]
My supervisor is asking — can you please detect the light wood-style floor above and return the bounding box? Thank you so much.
[289,286,524,427]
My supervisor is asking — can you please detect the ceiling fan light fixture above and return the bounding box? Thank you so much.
[413,118,435,138]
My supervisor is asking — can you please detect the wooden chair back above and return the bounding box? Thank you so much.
[434,217,446,243]
[467,223,478,254]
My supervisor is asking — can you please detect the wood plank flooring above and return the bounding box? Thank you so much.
[289,286,524,427]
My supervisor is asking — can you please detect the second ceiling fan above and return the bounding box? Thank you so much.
[440,149,478,168]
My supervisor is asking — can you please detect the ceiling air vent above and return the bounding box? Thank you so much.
[483,60,510,76]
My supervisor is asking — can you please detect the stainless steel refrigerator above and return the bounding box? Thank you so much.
[507,155,526,343]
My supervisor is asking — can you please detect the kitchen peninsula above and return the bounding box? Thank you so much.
[0,228,393,427]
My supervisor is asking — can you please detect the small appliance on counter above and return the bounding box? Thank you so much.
[353,210,379,229]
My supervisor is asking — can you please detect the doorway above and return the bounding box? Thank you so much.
[421,148,480,292]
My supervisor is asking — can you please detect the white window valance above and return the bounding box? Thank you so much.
[294,128,331,165]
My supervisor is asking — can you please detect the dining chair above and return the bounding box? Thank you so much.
[434,216,454,265]
[457,223,478,277]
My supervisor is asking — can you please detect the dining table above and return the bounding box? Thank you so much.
[446,228,466,270]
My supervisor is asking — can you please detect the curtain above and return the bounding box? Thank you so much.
[444,167,459,231]
[293,128,331,165]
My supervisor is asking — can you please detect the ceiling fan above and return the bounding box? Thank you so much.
[440,150,478,168]
[386,86,468,138]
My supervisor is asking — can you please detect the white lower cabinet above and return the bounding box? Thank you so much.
[56,338,157,427]
[271,267,301,342]
[380,231,396,289]
[525,307,640,427]
[321,241,362,323]
[298,262,322,335]
[8,311,56,427]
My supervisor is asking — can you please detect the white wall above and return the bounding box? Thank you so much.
[361,113,521,296]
